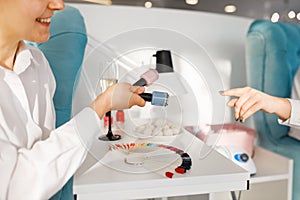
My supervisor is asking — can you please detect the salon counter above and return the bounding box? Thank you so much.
[73,130,250,199]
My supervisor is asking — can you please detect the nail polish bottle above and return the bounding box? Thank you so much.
[104,115,113,133]
[115,110,125,134]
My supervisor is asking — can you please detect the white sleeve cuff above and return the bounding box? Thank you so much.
[70,107,102,150]
[278,99,300,127]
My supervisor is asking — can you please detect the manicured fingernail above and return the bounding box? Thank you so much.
[219,90,225,96]
[239,117,244,123]
[235,117,239,121]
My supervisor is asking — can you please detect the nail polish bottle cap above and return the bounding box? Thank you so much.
[116,110,125,122]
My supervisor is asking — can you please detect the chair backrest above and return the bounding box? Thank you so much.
[246,20,300,147]
[38,5,87,127]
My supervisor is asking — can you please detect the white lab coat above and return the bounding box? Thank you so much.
[0,42,101,199]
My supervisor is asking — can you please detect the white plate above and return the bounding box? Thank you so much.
[123,118,182,139]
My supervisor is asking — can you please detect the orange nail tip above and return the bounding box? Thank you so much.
[175,167,186,174]
[165,171,174,178]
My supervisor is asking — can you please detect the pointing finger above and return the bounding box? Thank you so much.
[220,87,251,97]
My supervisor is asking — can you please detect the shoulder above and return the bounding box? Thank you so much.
[23,42,51,72]
[24,42,56,91]
[24,42,55,80]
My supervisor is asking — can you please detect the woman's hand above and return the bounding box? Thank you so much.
[220,87,291,122]
[90,82,146,119]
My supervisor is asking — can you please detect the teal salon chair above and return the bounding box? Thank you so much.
[246,19,300,200]
[37,5,87,200]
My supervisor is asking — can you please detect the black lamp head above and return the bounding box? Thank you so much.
[153,50,174,73]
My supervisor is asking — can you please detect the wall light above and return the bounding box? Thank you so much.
[144,1,152,8]
[297,13,300,20]
[271,12,280,22]
[288,11,296,19]
[224,5,237,13]
[185,0,198,5]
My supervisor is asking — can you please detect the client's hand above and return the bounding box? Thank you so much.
[90,82,146,119]
[220,87,291,122]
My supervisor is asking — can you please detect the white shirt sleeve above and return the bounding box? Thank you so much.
[0,42,107,199]
[0,107,103,200]
[278,99,300,128]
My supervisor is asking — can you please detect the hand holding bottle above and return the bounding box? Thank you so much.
[90,82,146,119]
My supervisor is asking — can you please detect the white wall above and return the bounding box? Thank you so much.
[70,3,254,127]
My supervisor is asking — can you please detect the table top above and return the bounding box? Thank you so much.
[74,129,250,199]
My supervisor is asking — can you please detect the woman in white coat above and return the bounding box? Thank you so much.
[0,0,146,199]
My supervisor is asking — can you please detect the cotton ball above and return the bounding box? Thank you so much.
[167,121,174,127]
[172,127,181,135]
[171,124,181,133]
[162,125,170,130]
[152,129,164,136]
[153,118,166,127]
[163,129,173,136]
[152,127,162,136]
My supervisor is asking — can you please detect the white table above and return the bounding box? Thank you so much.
[74,130,250,200]
[212,146,293,200]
